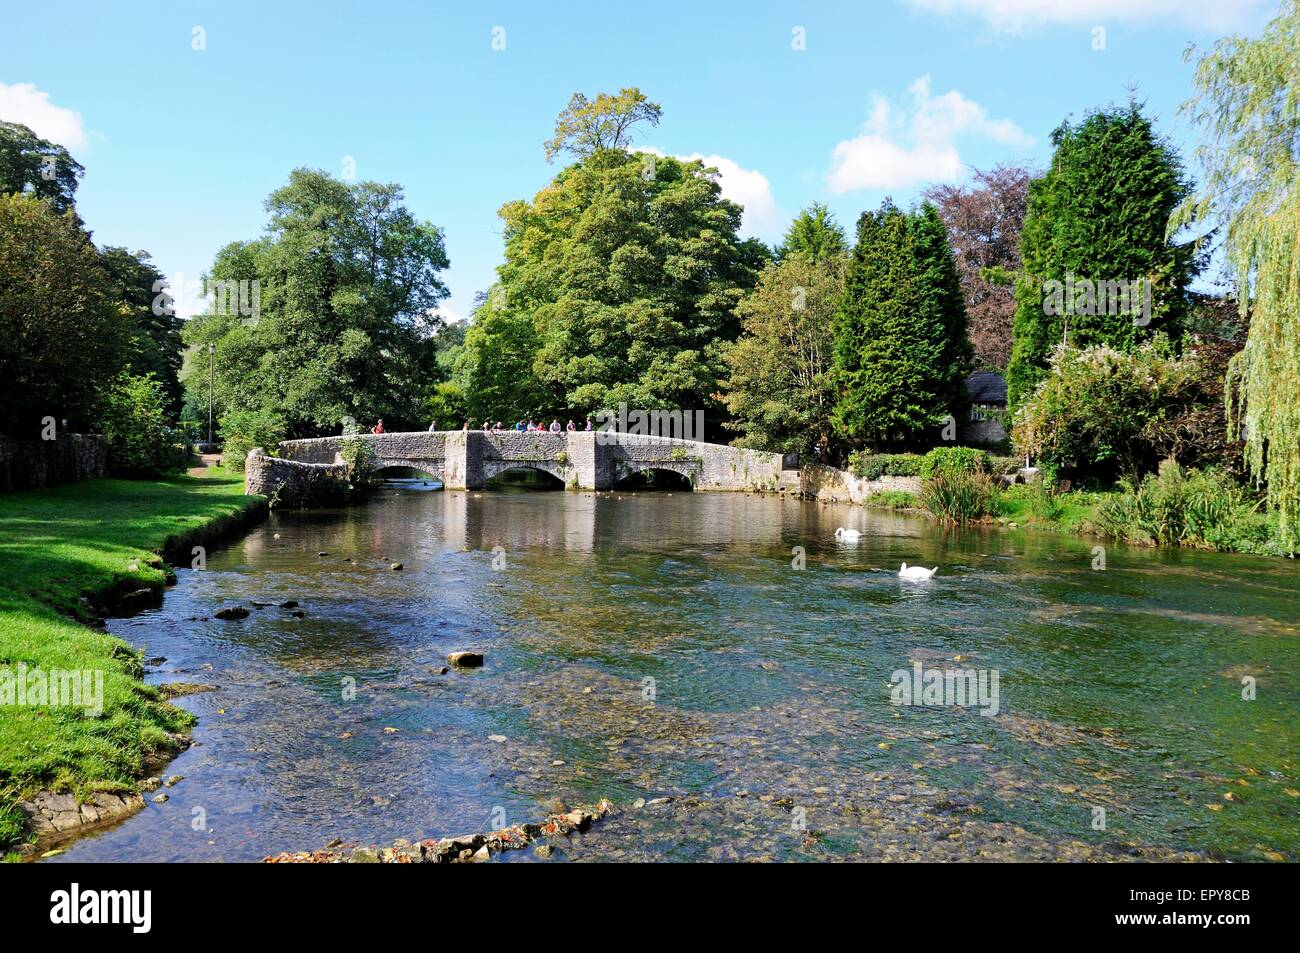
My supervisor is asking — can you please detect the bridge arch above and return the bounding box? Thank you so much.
[612,462,697,490]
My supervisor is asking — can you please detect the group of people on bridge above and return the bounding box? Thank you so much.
[363,418,594,435]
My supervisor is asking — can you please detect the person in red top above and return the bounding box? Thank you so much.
[372,419,385,434]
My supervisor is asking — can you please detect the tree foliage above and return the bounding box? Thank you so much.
[544,88,662,162]
[1006,104,1197,407]
[182,169,450,443]
[100,373,182,476]
[1174,0,1300,547]
[1012,340,1216,483]
[776,202,847,263]
[723,250,844,457]
[0,120,83,215]
[489,146,768,424]
[924,164,1032,370]
[0,193,127,435]
[830,200,971,449]
[99,246,183,416]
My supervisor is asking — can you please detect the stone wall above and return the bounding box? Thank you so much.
[0,433,107,491]
[244,449,351,506]
[799,464,920,504]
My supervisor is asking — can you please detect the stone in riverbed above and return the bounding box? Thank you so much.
[280,600,299,608]
[214,606,249,620]
[151,793,169,804]
[390,562,403,571]
[447,651,484,668]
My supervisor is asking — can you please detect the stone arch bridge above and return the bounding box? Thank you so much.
[250,430,796,494]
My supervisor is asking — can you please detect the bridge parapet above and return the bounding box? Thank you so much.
[257,430,789,494]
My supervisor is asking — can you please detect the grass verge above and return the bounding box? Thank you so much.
[0,472,262,849]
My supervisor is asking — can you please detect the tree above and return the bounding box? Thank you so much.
[181,169,450,448]
[453,290,549,423]
[544,88,662,162]
[0,120,83,215]
[831,201,971,449]
[99,246,183,416]
[776,203,847,263]
[723,252,845,457]
[1006,103,1197,408]
[0,194,127,436]
[100,373,181,476]
[494,145,768,425]
[923,164,1032,370]
[1174,0,1300,548]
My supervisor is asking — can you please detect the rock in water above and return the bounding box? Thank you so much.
[447,651,484,668]
[214,607,249,620]
[390,562,404,571]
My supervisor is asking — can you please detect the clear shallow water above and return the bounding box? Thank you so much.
[52,487,1300,862]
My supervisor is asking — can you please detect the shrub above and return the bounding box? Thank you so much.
[339,436,379,488]
[848,451,923,480]
[219,408,285,472]
[920,470,1000,525]
[990,455,1021,476]
[865,489,917,509]
[1012,340,1212,483]
[918,446,991,480]
[99,373,184,476]
[1094,460,1265,550]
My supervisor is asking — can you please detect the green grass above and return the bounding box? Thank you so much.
[0,473,260,848]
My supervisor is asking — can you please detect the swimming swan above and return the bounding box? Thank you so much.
[835,527,863,541]
[899,562,938,580]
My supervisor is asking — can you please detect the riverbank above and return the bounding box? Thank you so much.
[0,471,266,856]
[854,481,1292,557]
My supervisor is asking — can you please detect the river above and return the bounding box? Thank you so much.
[51,484,1300,862]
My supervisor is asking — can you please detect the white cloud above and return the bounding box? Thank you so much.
[0,83,87,150]
[641,147,781,238]
[901,0,1272,33]
[826,76,1031,193]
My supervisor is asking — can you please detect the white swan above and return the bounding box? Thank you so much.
[834,527,863,541]
[899,562,938,580]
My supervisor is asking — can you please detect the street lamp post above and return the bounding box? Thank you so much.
[208,342,215,447]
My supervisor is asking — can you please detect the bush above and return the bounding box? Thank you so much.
[919,470,1000,525]
[848,451,923,480]
[990,455,1021,476]
[865,490,917,509]
[99,373,184,476]
[339,436,379,488]
[1012,340,1213,483]
[219,408,285,472]
[918,446,991,480]
[1094,460,1268,550]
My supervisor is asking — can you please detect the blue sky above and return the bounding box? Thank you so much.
[1,0,1281,320]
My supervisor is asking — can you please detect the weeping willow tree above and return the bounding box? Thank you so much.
[1174,1,1300,550]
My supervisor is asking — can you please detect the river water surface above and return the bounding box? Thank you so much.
[52,485,1299,862]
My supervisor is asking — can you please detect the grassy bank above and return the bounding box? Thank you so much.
[864,477,1291,556]
[0,471,262,849]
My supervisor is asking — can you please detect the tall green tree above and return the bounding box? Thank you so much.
[544,88,662,162]
[723,252,845,457]
[1006,103,1197,407]
[0,194,126,435]
[453,288,549,423]
[182,169,449,443]
[1174,1,1300,548]
[831,201,971,449]
[776,202,847,263]
[0,120,83,215]
[99,246,183,416]
[494,143,768,422]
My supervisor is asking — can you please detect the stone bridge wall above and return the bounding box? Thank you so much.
[254,431,788,495]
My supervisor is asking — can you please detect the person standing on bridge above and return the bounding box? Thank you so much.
[428,420,437,432]
[515,420,525,432]
[584,418,593,431]
[566,419,576,432]
[372,419,385,434]
[549,419,562,432]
